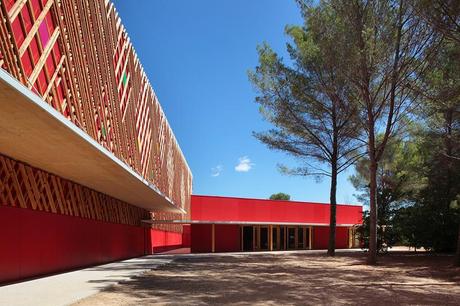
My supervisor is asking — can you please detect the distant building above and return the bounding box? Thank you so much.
[147,195,363,253]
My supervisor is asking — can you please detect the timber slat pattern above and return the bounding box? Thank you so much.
[0,154,150,226]
[0,0,192,216]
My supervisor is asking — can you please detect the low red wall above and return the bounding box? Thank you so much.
[215,225,240,252]
[182,225,191,248]
[149,229,183,253]
[190,224,212,253]
[0,206,147,284]
[312,226,349,249]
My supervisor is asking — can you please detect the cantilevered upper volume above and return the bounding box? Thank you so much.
[0,69,183,212]
[0,0,192,212]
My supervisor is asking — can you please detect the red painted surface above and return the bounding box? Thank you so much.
[182,225,191,248]
[190,224,212,253]
[215,225,240,252]
[0,206,146,284]
[312,226,349,249]
[149,229,183,253]
[192,195,362,225]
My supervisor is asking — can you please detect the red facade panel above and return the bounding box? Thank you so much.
[149,229,183,253]
[191,195,362,225]
[0,206,146,284]
[190,224,213,253]
[312,226,349,250]
[182,225,191,248]
[215,225,240,253]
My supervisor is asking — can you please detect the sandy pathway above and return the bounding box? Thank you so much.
[74,251,460,305]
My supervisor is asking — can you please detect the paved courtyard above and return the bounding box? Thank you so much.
[75,251,460,305]
[0,256,173,306]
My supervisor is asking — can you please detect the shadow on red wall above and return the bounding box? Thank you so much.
[215,225,240,252]
[182,225,191,248]
[189,224,240,253]
[190,224,212,253]
[0,206,148,284]
[149,229,183,253]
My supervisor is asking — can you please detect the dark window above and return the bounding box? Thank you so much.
[298,227,304,249]
[280,227,285,250]
[260,227,269,250]
[242,226,253,251]
[272,227,278,250]
[288,228,296,249]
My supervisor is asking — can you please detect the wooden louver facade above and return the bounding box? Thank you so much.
[0,0,192,217]
[0,154,149,226]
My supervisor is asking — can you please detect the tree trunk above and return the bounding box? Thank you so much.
[455,224,460,267]
[327,160,338,256]
[444,109,459,267]
[368,156,378,265]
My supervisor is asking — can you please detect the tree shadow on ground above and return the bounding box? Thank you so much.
[76,251,460,305]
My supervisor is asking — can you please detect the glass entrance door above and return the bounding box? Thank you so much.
[298,227,305,249]
[241,225,311,252]
[242,226,254,251]
[288,227,296,249]
[272,226,279,250]
[280,226,286,250]
[260,226,269,250]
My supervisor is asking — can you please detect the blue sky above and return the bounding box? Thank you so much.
[112,0,359,204]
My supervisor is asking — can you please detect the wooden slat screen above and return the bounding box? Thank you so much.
[0,154,150,226]
[0,0,192,219]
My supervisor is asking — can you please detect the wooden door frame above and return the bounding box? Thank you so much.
[258,225,269,251]
[240,225,256,252]
[297,226,306,249]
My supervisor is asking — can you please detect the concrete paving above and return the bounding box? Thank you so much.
[0,256,173,306]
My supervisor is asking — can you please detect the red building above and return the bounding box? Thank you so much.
[0,0,191,284]
[147,195,363,253]
[0,0,362,285]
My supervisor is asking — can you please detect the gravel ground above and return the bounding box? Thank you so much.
[74,251,460,305]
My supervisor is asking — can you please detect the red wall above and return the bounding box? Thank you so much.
[190,224,212,253]
[182,225,191,248]
[0,206,147,284]
[192,195,362,225]
[215,225,240,252]
[312,226,349,249]
[149,229,183,253]
[190,224,240,253]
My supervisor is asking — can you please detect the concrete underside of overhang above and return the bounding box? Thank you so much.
[0,69,183,213]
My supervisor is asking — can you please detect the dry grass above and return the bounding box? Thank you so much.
[74,251,460,305]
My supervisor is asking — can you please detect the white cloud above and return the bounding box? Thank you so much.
[211,164,223,177]
[235,156,254,172]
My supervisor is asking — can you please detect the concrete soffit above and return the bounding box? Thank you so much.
[0,69,184,213]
